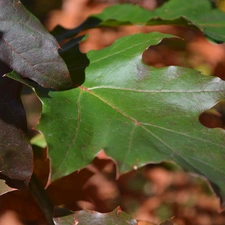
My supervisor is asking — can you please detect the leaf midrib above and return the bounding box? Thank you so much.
[80,87,224,149]
[87,86,224,93]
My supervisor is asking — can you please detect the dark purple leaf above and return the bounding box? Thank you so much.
[0,75,33,187]
[0,0,73,90]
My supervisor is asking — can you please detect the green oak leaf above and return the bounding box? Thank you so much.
[51,0,225,46]
[0,0,73,90]
[36,32,225,205]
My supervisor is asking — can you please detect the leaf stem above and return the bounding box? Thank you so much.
[29,174,55,225]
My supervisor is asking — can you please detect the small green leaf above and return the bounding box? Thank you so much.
[30,133,47,148]
[0,0,73,90]
[54,208,137,225]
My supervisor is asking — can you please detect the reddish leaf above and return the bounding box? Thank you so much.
[0,0,73,90]
[0,76,33,187]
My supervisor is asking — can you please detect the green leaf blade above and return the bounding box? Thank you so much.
[37,32,225,205]
[94,0,225,43]
[54,208,137,225]
[37,32,175,180]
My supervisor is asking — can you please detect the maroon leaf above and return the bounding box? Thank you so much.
[0,75,33,187]
[0,0,73,90]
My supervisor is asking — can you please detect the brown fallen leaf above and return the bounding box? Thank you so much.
[160,217,174,225]
[138,220,157,225]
